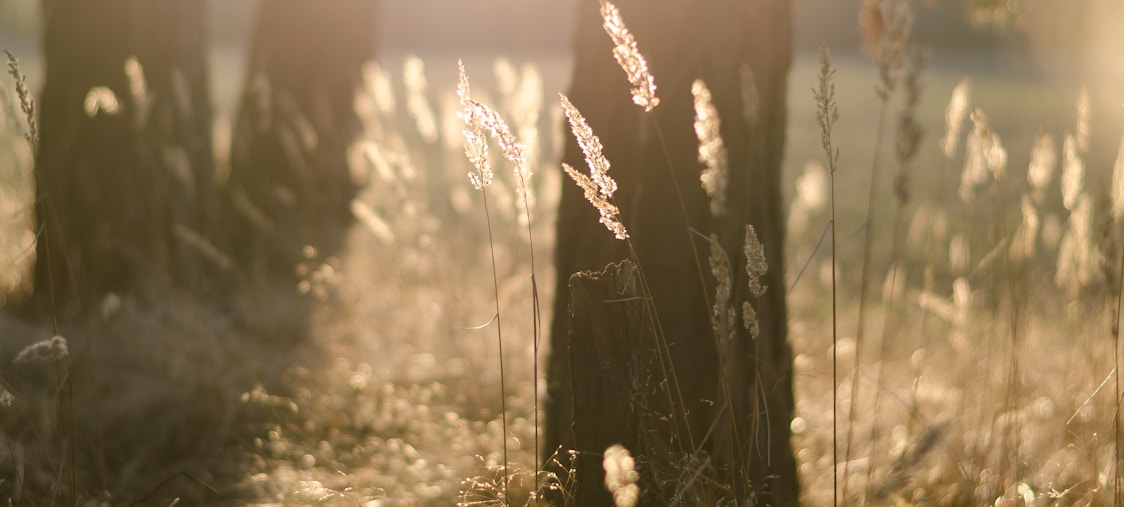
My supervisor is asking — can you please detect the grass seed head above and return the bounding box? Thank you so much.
[941,78,971,158]
[744,225,768,299]
[458,60,493,190]
[14,335,69,364]
[0,385,13,407]
[602,444,640,507]
[599,0,659,112]
[1061,133,1084,211]
[692,80,728,217]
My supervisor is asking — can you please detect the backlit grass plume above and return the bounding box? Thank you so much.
[602,444,640,507]
[14,336,70,364]
[692,79,728,217]
[599,0,659,112]
[560,93,628,239]
[457,61,533,204]
[458,61,493,190]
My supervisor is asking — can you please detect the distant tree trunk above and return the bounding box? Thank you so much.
[545,0,797,503]
[223,0,377,278]
[33,0,217,309]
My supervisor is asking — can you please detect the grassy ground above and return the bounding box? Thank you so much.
[2,38,1123,505]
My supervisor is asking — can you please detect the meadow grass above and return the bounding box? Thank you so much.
[1,6,1122,504]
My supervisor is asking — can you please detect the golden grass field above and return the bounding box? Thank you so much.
[2,24,1124,505]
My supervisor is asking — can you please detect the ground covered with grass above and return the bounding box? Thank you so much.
[2,40,1123,506]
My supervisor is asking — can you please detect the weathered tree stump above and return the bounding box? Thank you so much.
[566,260,674,506]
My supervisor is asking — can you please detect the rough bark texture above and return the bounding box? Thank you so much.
[223,0,377,279]
[33,0,218,308]
[545,0,797,503]
[566,261,664,505]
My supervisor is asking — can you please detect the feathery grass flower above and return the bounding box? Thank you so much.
[814,44,840,173]
[14,336,69,364]
[692,80,728,217]
[560,93,628,239]
[563,163,627,240]
[602,444,640,507]
[1061,133,1084,211]
[599,0,659,112]
[940,79,970,158]
[4,50,37,149]
[744,225,768,299]
[458,61,492,190]
[1076,85,1091,153]
[1027,129,1056,199]
[708,234,734,346]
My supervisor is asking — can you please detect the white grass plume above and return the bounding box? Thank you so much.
[404,55,438,143]
[458,61,492,190]
[602,444,640,507]
[559,93,628,239]
[14,336,69,364]
[599,0,659,112]
[940,78,970,158]
[692,80,728,217]
[1061,133,1084,211]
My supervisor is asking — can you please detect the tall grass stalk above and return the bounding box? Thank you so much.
[1114,245,1124,504]
[5,49,87,503]
[458,62,510,500]
[842,0,912,498]
[865,43,924,497]
[812,42,840,505]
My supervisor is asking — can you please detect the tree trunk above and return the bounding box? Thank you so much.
[33,0,218,310]
[545,0,797,503]
[223,0,378,278]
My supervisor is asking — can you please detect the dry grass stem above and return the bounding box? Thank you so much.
[692,80,729,217]
[1112,134,1124,221]
[598,0,659,112]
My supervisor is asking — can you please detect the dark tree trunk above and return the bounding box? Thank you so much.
[33,0,218,309]
[545,0,797,503]
[223,0,377,278]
